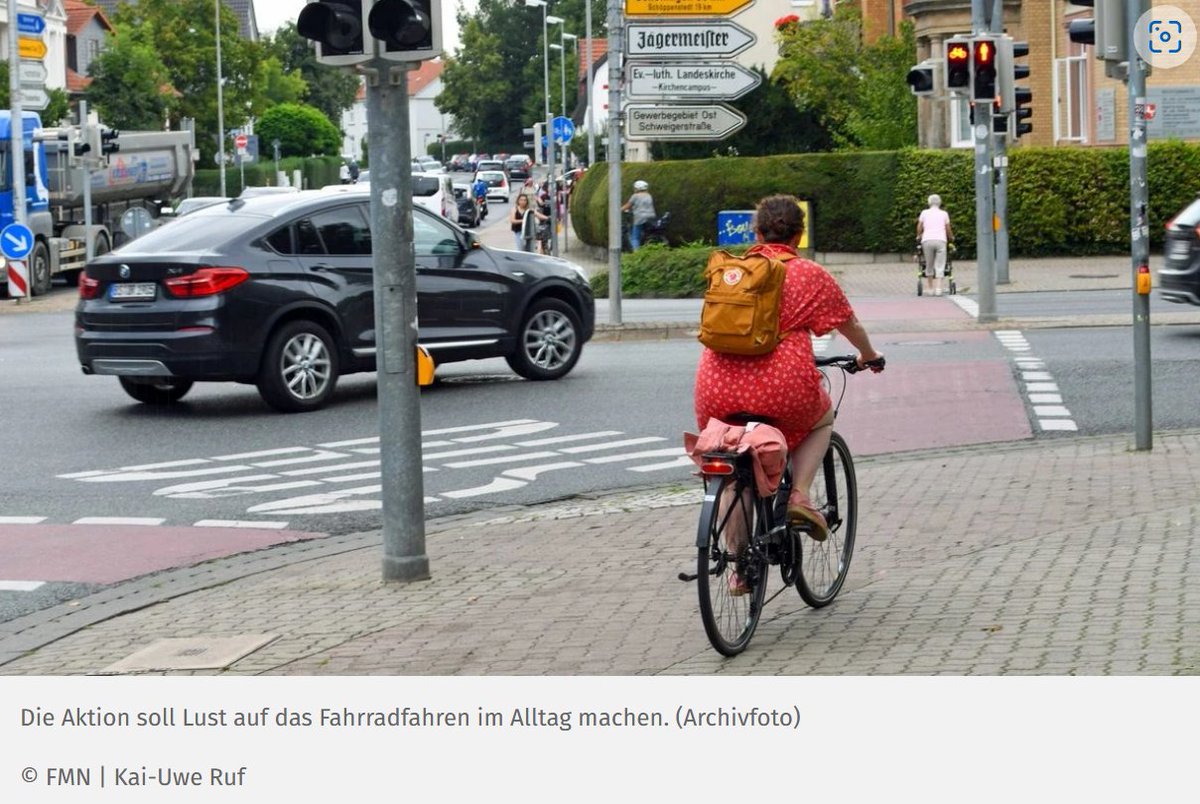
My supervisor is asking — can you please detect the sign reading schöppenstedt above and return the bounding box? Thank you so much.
[624,0,753,17]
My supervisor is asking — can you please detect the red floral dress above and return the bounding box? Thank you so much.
[694,243,855,448]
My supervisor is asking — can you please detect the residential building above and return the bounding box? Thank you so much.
[906,0,1200,148]
[340,61,454,163]
[64,0,113,97]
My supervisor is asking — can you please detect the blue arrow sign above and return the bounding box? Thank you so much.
[552,116,575,145]
[1,222,34,260]
[17,13,44,35]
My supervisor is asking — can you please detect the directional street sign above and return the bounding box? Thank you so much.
[16,13,45,35]
[18,60,46,84]
[626,60,762,100]
[625,103,747,140]
[1,222,35,261]
[551,115,575,145]
[18,37,46,60]
[626,20,756,58]
[19,87,49,111]
[624,0,754,17]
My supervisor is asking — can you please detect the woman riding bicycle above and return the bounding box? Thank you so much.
[693,195,884,564]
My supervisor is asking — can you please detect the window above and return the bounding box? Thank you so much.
[265,226,292,254]
[414,212,461,257]
[310,206,371,255]
[950,97,974,148]
[1054,49,1090,143]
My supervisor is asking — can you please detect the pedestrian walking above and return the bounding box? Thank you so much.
[917,194,953,296]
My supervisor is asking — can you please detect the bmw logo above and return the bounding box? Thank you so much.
[119,264,131,279]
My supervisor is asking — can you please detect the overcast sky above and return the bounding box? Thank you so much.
[256,0,465,52]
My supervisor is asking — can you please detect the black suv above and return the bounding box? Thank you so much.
[1161,196,1200,305]
[76,193,595,412]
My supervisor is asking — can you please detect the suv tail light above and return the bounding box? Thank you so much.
[79,274,100,299]
[163,267,249,298]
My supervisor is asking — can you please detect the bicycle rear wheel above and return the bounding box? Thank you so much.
[697,475,768,656]
[797,432,857,608]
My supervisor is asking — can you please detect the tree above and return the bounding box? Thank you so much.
[0,63,69,126]
[256,103,341,157]
[773,4,917,150]
[85,37,175,130]
[265,23,359,125]
[108,0,263,159]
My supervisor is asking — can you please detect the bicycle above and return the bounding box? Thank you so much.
[681,354,883,657]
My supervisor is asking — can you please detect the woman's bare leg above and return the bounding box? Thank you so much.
[788,408,834,539]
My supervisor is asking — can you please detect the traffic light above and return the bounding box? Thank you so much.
[972,37,997,101]
[369,0,441,62]
[66,130,90,159]
[297,0,370,66]
[1068,0,1126,62]
[100,128,119,156]
[997,37,1031,139]
[905,60,937,97]
[945,36,971,93]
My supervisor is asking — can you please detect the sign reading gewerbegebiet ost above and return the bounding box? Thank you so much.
[625,103,747,140]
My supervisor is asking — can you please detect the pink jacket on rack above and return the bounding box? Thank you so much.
[683,418,788,497]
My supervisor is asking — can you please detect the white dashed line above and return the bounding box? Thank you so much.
[994,330,1077,433]
[0,581,45,591]
[72,517,167,526]
[192,520,291,529]
[0,516,46,524]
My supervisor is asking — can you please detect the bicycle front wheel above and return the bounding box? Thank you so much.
[797,432,857,608]
[697,475,767,656]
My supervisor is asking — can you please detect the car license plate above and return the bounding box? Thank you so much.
[109,282,157,301]
[1168,240,1191,260]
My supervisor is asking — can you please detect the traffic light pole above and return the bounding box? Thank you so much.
[973,102,997,323]
[606,0,623,325]
[1127,4,1152,451]
[989,0,1009,285]
[368,62,430,583]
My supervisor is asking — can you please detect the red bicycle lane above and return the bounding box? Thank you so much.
[826,296,1033,456]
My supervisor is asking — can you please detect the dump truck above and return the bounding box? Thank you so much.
[0,110,196,295]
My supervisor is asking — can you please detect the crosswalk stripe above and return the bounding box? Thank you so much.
[559,436,666,454]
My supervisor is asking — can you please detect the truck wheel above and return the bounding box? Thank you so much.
[28,240,51,296]
[118,377,194,405]
[256,320,340,412]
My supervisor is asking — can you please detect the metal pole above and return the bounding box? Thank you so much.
[80,101,93,263]
[559,35,570,253]
[990,0,1008,285]
[544,10,558,257]
[370,63,430,582]
[971,0,996,322]
[215,0,226,197]
[8,0,25,225]
[1127,4,1152,450]
[586,0,595,166]
[606,0,623,324]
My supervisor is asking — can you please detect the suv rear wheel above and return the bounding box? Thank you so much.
[505,298,583,381]
[257,320,340,412]
[118,377,194,405]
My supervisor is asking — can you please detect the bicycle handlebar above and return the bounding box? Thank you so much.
[816,354,886,374]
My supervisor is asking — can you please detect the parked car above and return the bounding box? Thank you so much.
[475,169,510,202]
[417,157,445,174]
[75,192,595,412]
[1161,196,1200,305]
[412,172,456,220]
[452,183,480,227]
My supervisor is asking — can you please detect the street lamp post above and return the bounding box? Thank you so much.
[215,0,226,197]
[525,0,562,256]
[552,31,576,252]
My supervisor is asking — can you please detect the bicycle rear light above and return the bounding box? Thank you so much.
[700,459,735,475]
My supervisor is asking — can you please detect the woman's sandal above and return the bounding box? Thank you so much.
[727,571,751,597]
[787,494,829,542]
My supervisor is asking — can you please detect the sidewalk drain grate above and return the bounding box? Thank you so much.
[1068,274,1120,279]
[99,634,279,673]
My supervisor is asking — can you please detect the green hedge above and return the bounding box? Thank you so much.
[193,156,342,196]
[572,142,1200,259]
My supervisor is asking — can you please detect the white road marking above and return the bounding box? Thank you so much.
[213,447,312,461]
[995,332,1077,433]
[247,485,383,514]
[516,431,624,447]
[629,456,695,472]
[559,437,666,454]
[423,445,516,460]
[318,436,380,448]
[500,462,585,480]
[423,418,537,435]
[0,581,45,591]
[451,421,558,442]
[440,477,527,499]
[0,516,46,524]
[281,459,380,477]
[193,520,290,529]
[443,451,560,468]
[585,448,684,464]
[73,517,166,526]
[251,450,351,468]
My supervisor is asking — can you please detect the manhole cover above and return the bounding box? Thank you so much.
[1068,274,1120,279]
[101,634,278,673]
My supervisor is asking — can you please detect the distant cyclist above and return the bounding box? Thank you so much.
[472,175,489,219]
